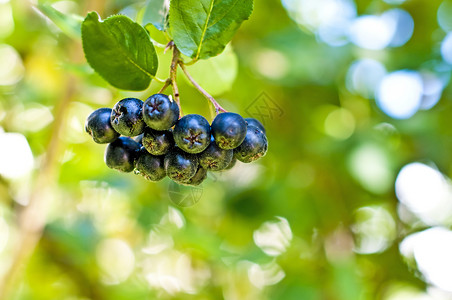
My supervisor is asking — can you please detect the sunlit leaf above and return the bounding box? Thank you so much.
[81,12,158,91]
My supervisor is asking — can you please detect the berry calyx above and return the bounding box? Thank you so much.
[135,148,166,181]
[110,98,145,136]
[85,108,120,144]
[173,114,211,154]
[164,147,199,183]
[143,93,179,130]
[234,125,268,163]
[104,137,141,172]
[211,112,247,149]
[199,142,233,171]
[142,128,174,156]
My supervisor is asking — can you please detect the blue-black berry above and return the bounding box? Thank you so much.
[184,166,207,186]
[234,125,268,163]
[199,141,233,171]
[111,98,145,136]
[143,94,179,130]
[211,112,247,149]
[245,118,266,134]
[104,137,141,172]
[164,148,199,183]
[173,114,211,154]
[142,128,174,156]
[85,108,120,144]
[135,148,166,181]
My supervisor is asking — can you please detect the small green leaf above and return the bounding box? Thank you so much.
[81,12,158,91]
[183,44,238,95]
[142,0,170,31]
[37,3,83,39]
[169,0,253,60]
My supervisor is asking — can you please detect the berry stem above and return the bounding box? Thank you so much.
[158,78,172,93]
[178,62,227,114]
[169,42,182,113]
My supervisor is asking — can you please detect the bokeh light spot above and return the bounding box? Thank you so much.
[0,44,24,86]
[440,33,452,65]
[438,0,452,32]
[323,107,355,140]
[400,227,452,292]
[346,58,387,98]
[96,238,135,285]
[395,163,452,225]
[349,15,395,50]
[0,132,34,179]
[376,70,423,119]
[253,217,292,256]
[352,206,396,254]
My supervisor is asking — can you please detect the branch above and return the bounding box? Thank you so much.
[178,62,227,114]
[169,42,182,113]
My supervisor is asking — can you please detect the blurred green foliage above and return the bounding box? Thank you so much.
[1,0,452,299]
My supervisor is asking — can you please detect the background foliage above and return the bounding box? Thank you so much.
[1,0,452,299]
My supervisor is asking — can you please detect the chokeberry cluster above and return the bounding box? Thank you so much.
[85,94,268,186]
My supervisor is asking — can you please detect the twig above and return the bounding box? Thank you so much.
[158,78,172,93]
[169,42,182,113]
[178,62,227,114]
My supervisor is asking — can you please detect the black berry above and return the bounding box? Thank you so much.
[223,157,237,170]
[164,148,199,183]
[234,125,268,163]
[111,98,145,136]
[143,94,179,130]
[245,118,266,134]
[142,128,174,156]
[211,112,247,149]
[134,134,144,146]
[85,108,120,144]
[173,114,211,154]
[184,166,207,186]
[104,137,141,172]
[199,141,233,171]
[135,148,166,181]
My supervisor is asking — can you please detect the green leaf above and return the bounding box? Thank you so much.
[183,44,238,95]
[142,0,170,31]
[37,3,83,39]
[81,12,158,91]
[169,0,253,60]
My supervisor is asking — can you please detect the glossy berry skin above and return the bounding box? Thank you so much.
[142,128,174,156]
[135,148,166,181]
[143,94,179,130]
[104,137,141,172]
[199,141,233,171]
[134,134,144,146]
[234,125,268,163]
[173,114,211,154]
[164,148,199,183]
[85,108,119,144]
[111,98,145,136]
[245,118,266,135]
[211,112,247,150]
[223,157,237,170]
[184,167,207,186]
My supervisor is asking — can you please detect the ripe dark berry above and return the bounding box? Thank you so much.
[184,167,207,186]
[164,148,199,183]
[104,137,141,172]
[111,98,145,136]
[85,108,120,144]
[135,149,166,181]
[143,94,179,130]
[223,157,237,170]
[211,112,247,149]
[234,125,268,163]
[245,118,266,134]
[142,128,174,156]
[199,142,233,171]
[173,114,211,154]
